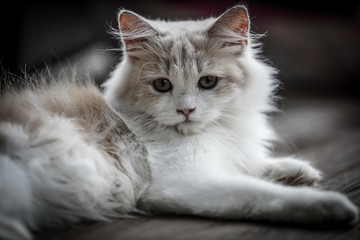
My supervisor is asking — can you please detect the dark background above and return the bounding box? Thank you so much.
[1,0,359,97]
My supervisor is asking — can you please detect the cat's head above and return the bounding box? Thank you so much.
[105,6,268,136]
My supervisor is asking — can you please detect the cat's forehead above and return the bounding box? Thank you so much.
[146,18,217,77]
[152,18,215,52]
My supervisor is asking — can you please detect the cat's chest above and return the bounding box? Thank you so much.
[146,135,241,174]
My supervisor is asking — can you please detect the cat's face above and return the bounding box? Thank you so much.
[132,43,245,136]
[117,6,250,136]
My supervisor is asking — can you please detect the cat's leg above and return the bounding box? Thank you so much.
[140,173,358,224]
[260,157,323,186]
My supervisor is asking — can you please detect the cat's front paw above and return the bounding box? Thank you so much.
[262,158,323,187]
[307,191,359,224]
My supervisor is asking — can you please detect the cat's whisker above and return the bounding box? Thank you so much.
[127,114,168,140]
[129,120,156,137]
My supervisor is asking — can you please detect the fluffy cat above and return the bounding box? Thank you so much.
[104,4,358,223]
[0,5,358,240]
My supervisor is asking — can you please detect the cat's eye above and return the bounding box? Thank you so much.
[198,76,219,90]
[153,78,172,92]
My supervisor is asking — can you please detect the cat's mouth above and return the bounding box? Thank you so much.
[182,119,192,124]
[177,116,198,125]
[175,120,203,136]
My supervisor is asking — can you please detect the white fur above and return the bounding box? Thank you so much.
[0,5,358,240]
[0,86,144,239]
[104,5,359,224]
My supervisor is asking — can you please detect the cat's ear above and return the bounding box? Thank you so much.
[118,10,158,55]
[208,5,250,52]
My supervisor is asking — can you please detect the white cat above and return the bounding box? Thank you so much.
[0,5,358,240]
[104,4,358,223]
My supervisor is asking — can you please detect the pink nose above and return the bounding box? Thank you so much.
[177,108,195,118]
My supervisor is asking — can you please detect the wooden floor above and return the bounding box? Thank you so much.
[35,96,360,240]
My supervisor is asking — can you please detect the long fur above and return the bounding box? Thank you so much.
[0,5,358,240]
[104,4,358,224]
[0,78,151,239]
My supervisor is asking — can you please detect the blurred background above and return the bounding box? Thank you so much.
[1,0,359,97]
[3,3,360,235]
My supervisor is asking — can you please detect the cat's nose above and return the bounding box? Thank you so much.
[177,108,195,118]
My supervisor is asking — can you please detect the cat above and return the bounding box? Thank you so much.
[0,4,358,240]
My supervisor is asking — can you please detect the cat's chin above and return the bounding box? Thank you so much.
[175,122,204,136]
